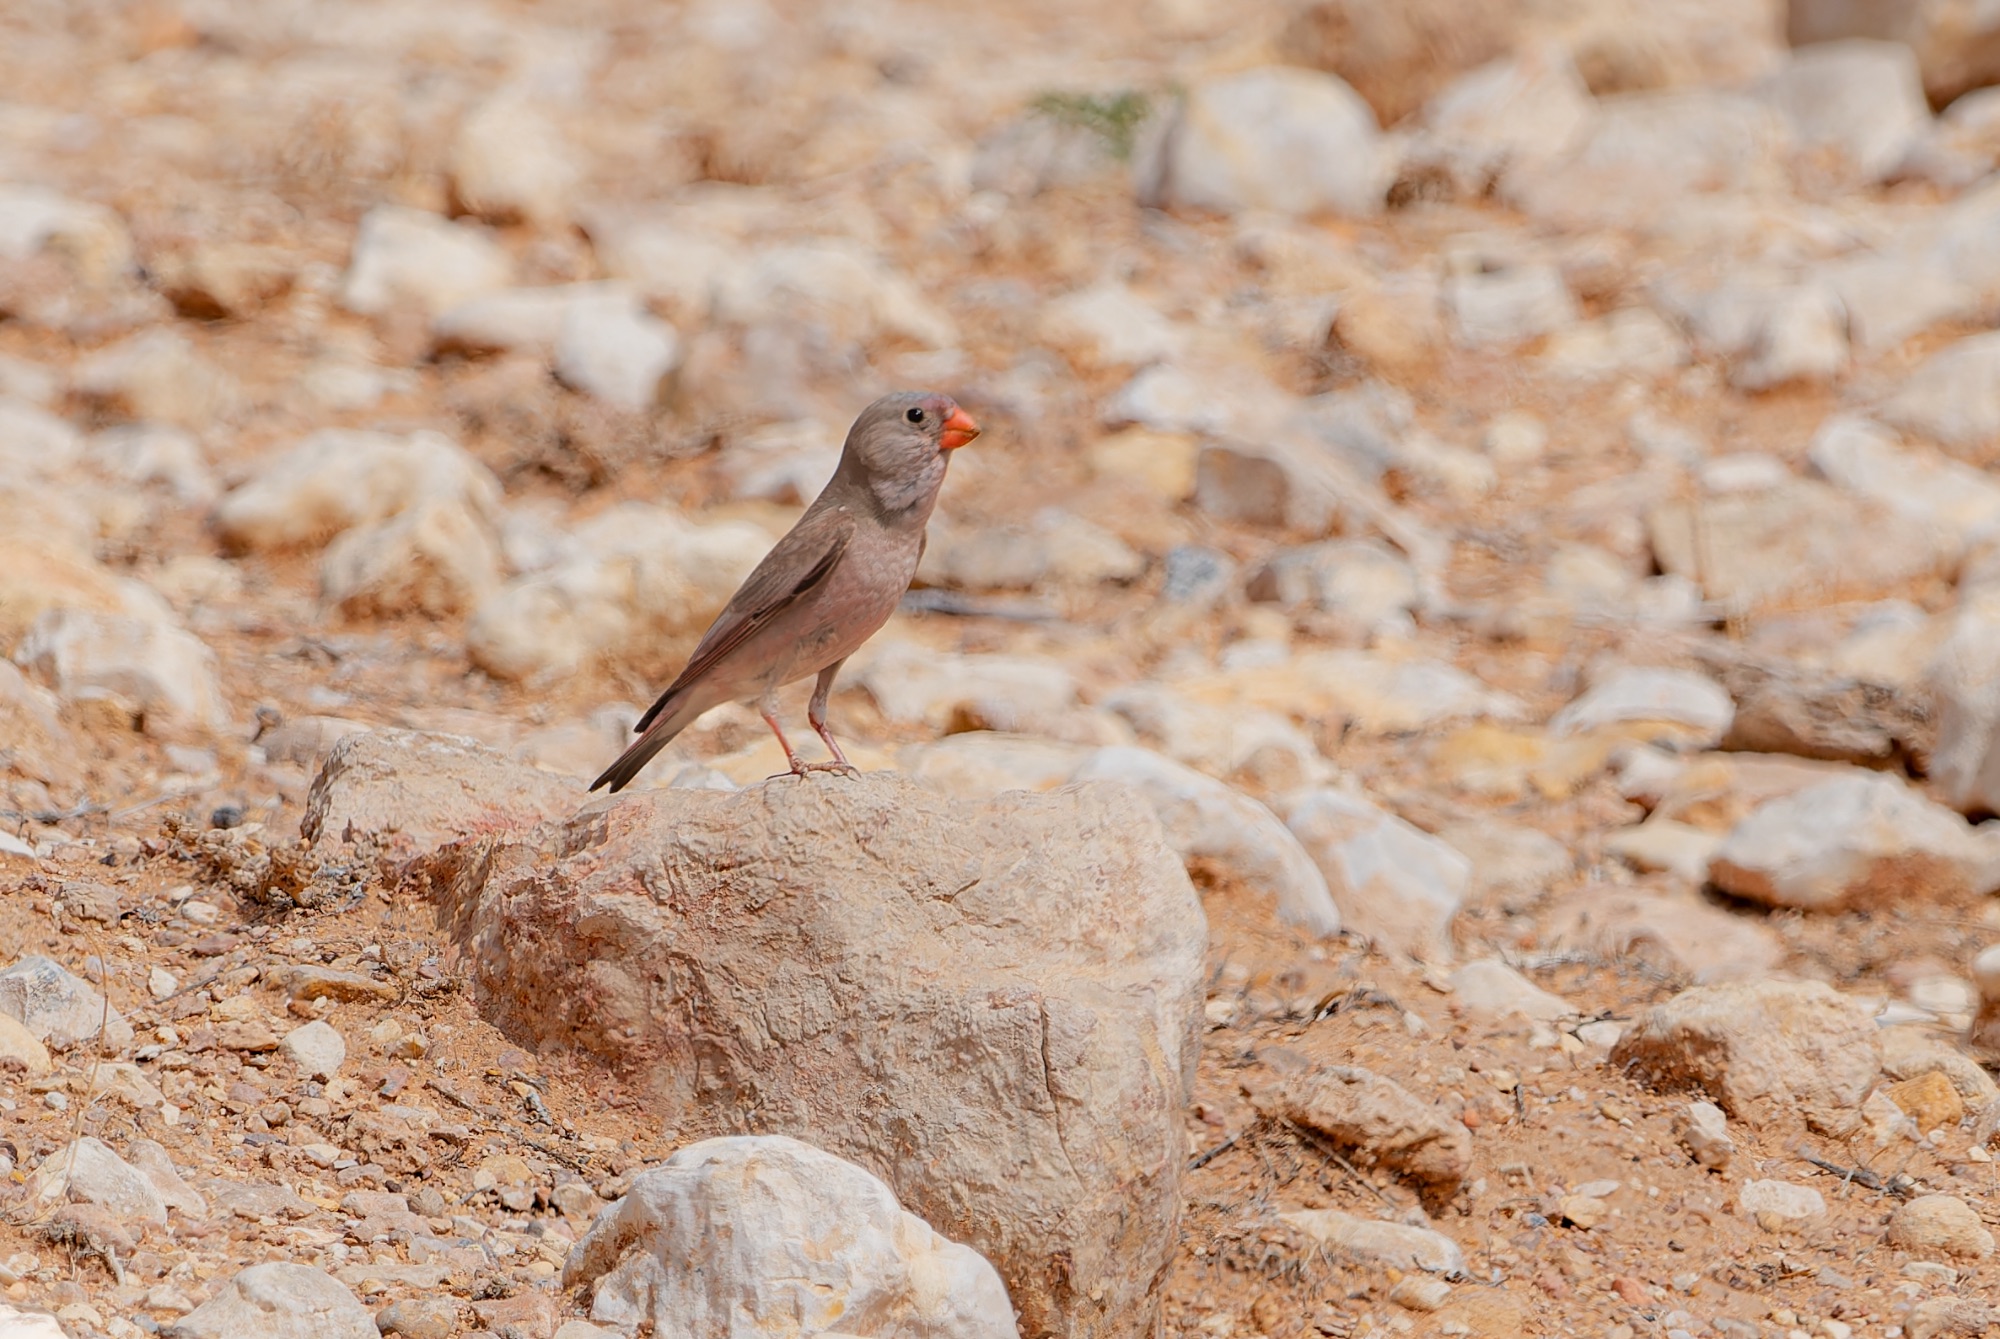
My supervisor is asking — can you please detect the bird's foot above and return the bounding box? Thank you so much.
[769,757,861,780]
[793,759,859,777]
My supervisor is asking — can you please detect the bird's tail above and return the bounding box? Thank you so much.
[589,695,699,793]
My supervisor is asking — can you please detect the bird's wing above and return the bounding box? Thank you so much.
[632,505,856,733]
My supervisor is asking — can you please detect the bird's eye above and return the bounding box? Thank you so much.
[906,406,926,424]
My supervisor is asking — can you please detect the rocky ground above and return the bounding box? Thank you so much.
[7,0,2000,1335]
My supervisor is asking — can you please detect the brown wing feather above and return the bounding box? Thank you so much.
[631,506,856,733]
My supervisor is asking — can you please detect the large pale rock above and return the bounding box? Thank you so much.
[324,499,500,621]
[1763,40,1929,181]
[851,643,1079,733]
[1880,1030,1998,1108]
[214,429,502,554]
[280,1020,346,1080]
[1436,818,1574,898]
[1549,667,1734,746]
[1708,772,1999,910]
[1283,787,1468,959]
[1109,361,1281,438]
[301,728,577,851]
[33,1137,167,1225]
[1738,1179,1826,1232]
[1828,247,1968,358]
[552,288,680,413]
[1507,91,1790,231]
[433,282,609,357]
[1102,686,1326,791]
[1069,746,1341,936]
[1194,436,1358,533]
[1925,595,2000,814]
[1648,480,1943,610]
[587,211,739,321]
[0,185,135,284]
[0,399,82,482]
[126,1139,207,1217]
[1696,644,1933,765]
[340,206,512,318]
[1247,540,1421,633]
[1905,84,2000,187]
[168,1263,375,1339]
[1399,46,1594,199]
[0,1011,51,1074]
[1882,331,2000,453]
[1279,1209,1465,1275]
[1171,650,1522,735]
[1611,979,1882,1133]
[448,94,580,227]
[1542,306,1690,380]
[564,1135,1015,1337]
[711,241,954,349]
[1447,958,1576,1023]
[16,608,227,735]
[1038,283,1184,371]
[1536,891,1792,987]
[1659,270,1847,391]
[1808,416,2000,557]
[431,774,1206,1339]
[901,732,1091,799]
[1680,1101,1735,1171]
[1788,0,2000,105]
[1825,178,2000,351]
[1140,67,1392,217]
[1255,1066,1471,1196]
[0,955,132,1051]
[219,429,502,617]
[1888,1195,1996,1261]
[465,503,769,682]
[920,511,1145,593]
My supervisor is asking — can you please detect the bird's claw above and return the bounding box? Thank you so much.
[796,759,860,777]
[768,759,861,780]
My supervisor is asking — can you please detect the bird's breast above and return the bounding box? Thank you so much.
[755,527,925,691]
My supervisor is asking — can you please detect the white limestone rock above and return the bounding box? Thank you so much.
[168,1263,375,1339]
[340,205,512,318]
[448,93,581,227]
[1070,746,1341,936]
[1140,67,1393,217]
[1708,772,2000,911]
[1284,787,1469,960]
[1763,40,1930,182]
[564,1136,1016,1338]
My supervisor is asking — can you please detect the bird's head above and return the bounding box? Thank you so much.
[841,390,980,513]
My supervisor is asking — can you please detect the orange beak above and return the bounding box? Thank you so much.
[940,406,981,451]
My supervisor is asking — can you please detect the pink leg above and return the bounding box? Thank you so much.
[758,700,811,778]
[806,660,858,775]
